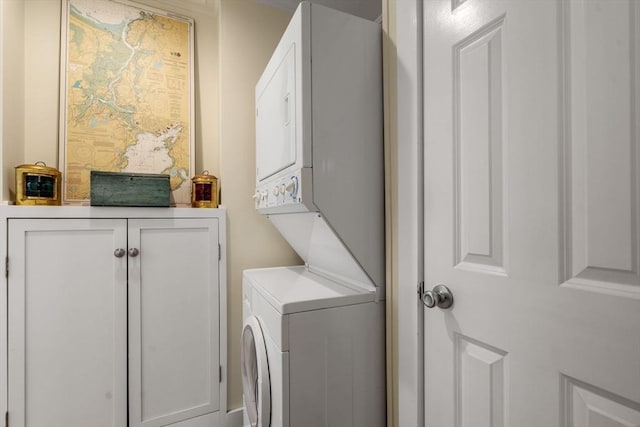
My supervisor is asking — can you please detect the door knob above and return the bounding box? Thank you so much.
[128,248,140,257]
[114,248,126,258]
[421,284,454,309]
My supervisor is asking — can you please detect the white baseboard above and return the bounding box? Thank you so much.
[225,407,243,427]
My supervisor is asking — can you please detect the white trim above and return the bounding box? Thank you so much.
[395,0,424,426]
[0,2,6,421]
[0,0,3,202]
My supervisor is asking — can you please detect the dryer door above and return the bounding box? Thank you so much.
[255,43,297,183]
[241,316,271,427]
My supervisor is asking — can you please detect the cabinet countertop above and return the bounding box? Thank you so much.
[0,205,227,219]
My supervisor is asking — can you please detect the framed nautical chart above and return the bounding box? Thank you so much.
[59,0,194,205]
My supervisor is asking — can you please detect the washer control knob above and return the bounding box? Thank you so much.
[279,185,286,194]
[261,190,268,200]
[273,187,279,196]
[252,191,260,200]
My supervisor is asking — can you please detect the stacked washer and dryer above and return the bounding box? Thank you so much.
[241,3,385,426]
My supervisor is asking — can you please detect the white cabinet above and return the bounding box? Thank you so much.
[2,207,227,427]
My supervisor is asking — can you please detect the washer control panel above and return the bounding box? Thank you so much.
[254,171,301,210]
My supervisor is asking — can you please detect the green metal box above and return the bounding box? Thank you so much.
[90,171,170,207]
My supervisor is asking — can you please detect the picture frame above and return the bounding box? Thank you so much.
[59,0,195,205]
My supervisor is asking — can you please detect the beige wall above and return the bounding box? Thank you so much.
[7,0,219,191]
[23,0,61,167]
[2,0,26,201]
[217,0,300,409]
[2,0,300,413]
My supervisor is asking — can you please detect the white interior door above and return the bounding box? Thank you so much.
[423,0,640,425]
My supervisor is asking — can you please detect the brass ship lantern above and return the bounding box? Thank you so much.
[191,170,218,208]
[15,162,62,206]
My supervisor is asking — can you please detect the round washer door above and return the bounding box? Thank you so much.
[241,316,271,427]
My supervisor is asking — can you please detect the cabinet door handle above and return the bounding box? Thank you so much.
[128,248,140,257]
[114,248,126,258]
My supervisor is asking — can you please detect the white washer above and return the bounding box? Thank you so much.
[241,266,385,427]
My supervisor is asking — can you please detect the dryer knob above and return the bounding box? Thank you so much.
[285,178,298,196]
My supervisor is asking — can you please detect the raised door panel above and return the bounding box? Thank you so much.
[562,0,640,296]
[563,377,640,427]
[455,335,507,427]
[453,17,506,276]
[128,218,220,427]
[7,218,128,427]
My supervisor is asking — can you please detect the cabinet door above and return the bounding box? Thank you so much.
[128,218,220,427]
[7,219,128,427]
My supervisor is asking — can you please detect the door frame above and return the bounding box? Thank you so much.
[387,0,424,426]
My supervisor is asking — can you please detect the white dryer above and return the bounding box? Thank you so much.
[252,0,384,299]
[241,266,385,427]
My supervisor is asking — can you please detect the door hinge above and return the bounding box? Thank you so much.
[218,243,221,261]
[219,365,222,382]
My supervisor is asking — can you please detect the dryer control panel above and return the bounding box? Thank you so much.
[254,170,302,211]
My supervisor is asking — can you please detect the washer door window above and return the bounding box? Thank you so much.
[241,316,271,427]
